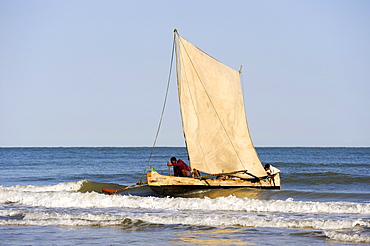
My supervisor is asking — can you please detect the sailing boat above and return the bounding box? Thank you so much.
[147,30,281,196]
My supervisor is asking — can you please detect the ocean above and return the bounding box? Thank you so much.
[0,147,369,245]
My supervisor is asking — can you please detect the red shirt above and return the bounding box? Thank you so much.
[172,159,190,176]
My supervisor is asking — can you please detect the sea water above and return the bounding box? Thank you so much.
[0,147,369,245]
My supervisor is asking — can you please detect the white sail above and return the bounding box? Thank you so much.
[175,34,267,177]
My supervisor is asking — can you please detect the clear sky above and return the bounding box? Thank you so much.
[1,1,369,147]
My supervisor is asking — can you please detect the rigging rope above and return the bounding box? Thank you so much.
[138,32,176,184]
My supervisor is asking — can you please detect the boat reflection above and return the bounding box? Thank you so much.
[176,188,268,199]
[170,227,252,245]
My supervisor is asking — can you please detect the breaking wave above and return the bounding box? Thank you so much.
[1,181,369,214]
[1,180,369,244]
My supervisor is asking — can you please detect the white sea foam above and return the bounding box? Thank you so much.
[0,180,86,192]
[1,181,369,243]
[325,230,370,244]
[0,208,369,232]
[1,182,370,243]
[1,184,370,215]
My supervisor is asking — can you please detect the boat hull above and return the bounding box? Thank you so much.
[147,171,281,196]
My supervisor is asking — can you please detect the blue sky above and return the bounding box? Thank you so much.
[1,1,369,147]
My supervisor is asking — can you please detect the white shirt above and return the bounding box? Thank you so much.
[266,165,280,175]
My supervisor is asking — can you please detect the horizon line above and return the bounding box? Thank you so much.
[0,145,368,148]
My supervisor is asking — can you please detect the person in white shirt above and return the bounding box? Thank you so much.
[264,164,280,176]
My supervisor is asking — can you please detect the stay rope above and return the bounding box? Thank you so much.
[138,32,176,184]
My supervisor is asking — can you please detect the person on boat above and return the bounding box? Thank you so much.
[167,157,191,177]
[264,164,280,177]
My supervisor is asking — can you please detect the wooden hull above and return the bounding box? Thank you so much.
[147,171,281,196]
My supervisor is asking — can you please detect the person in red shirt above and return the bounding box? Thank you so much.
[167,157,191,177]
